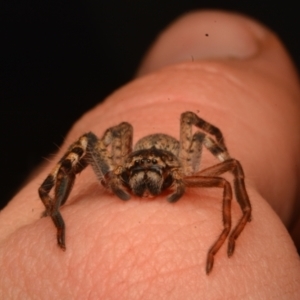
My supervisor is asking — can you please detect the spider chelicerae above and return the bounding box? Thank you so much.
[39,111,252,274]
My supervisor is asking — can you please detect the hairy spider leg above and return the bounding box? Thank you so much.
[180,111,251,274]
[86,122,133,200]
[39,135,89,249]
[179,130,233,274]
[180,111,228,175]
[197,159,252,257]
[39,122,134,249]
[191,136,251,274]
[183,175,232,274]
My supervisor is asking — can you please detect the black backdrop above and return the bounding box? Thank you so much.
[1,1,299,209]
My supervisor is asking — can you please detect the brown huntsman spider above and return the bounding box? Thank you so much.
[39,111,252,274]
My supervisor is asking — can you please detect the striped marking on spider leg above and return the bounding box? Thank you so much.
[39,135,89,250]
[60,135,88,171]
[193,116,227,151]
[181,111,228,151]
[203,135,230,162]
[39,165,60,216]
[39,135,88,214]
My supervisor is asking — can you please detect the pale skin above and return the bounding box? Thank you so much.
[1,11,300,299]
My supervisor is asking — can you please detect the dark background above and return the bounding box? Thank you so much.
[1,1,299,209]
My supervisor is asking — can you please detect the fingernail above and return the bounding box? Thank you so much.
[175,11,266,60]
[138,11,268,75]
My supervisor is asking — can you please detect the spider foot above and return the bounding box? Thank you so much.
[57,228,66,251]
[206,253,214,275]
[227,239,236,257]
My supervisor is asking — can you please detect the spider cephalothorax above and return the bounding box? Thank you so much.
[39,111,252,274]
[121,146,181,198]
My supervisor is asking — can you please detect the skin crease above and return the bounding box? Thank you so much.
[1,11,300,299]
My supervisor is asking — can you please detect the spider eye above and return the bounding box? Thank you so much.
[152,158,157,164]
[147,159,151,163]
[135,160,140,165]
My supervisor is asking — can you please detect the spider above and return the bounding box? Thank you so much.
[39,111,251,274]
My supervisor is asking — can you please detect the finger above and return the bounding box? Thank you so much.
[1,11,300,299]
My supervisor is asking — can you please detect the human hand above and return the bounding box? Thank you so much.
[1,11,300,299]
